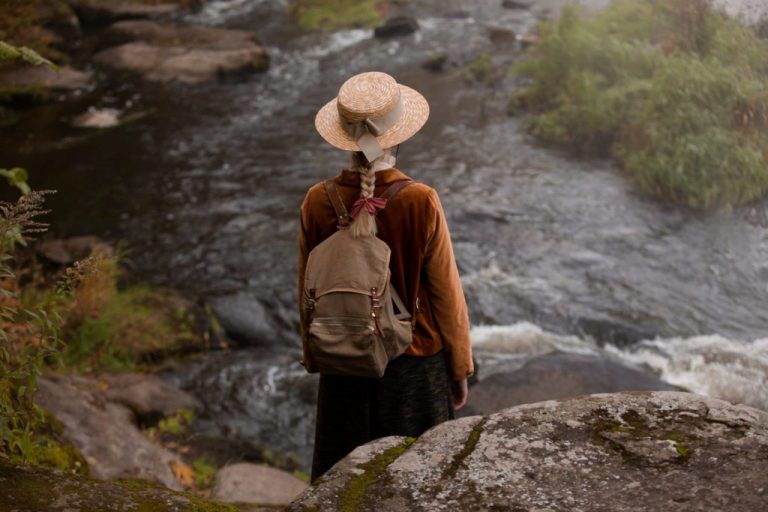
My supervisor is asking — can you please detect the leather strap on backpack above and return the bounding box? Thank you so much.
[324,179,350,228]
[325,178,413,228]
[380,179,414,200]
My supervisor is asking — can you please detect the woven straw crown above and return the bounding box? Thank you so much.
[315,71,430,153]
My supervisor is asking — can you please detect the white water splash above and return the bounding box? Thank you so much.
[185,0,286,24]
[604,335,768,411]
[472,322,599,357]
[472,322,768,411]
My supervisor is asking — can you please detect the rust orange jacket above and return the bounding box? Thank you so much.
[297,167,473,381]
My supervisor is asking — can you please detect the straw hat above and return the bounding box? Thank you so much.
[315,71,430,161]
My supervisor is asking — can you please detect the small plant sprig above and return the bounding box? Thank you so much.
[0,41,57,70]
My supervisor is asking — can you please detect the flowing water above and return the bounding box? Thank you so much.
[2,0,767,470]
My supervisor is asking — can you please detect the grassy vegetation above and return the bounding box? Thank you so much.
[289,0,386,31]
[513,0,768,210]
[29,252,205,372]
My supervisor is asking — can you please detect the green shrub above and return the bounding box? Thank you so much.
[0,175,78,470]
[514,0,768,209]
[290,0,385,31]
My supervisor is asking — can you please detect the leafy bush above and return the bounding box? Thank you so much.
[513,0,768,209]
[290,0,384,31]
[18,250,205,372]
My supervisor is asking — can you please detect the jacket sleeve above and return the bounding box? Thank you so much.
[297,191,318,373]
[423,189,474,381]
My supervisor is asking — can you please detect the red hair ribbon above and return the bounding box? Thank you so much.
[350,197,387,219]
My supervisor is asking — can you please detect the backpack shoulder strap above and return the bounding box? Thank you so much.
[379,179,415,321]
[379,179,414,201]
[324,179,350,228]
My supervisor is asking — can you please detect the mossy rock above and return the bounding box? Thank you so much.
[0,460,242,512]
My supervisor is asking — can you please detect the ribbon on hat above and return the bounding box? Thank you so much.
[341,98,404,162]
[350,197,387,219]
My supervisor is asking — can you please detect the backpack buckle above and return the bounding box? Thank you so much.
[370,287,383,334]
[305,289,316,310]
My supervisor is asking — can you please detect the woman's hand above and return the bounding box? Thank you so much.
[451,378,468,411]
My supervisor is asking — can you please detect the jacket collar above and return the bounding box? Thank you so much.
[336,167,412,187]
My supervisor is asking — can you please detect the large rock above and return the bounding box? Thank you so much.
[67,0,184,24]
[373,16,420,38]
[0,65,92,94]
[289,391,768,511]
[462,351,679,416]
[208,292,283,345]
[93,20,268,84]
[36,374,185,490]
[212,463,307,506]
[0,460,236,512]
[36,235,113,264]
[100,372,202,423]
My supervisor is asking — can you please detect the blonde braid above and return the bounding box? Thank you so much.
[351,155,378,238]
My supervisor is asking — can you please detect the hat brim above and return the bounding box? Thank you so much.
[315,84,429,152]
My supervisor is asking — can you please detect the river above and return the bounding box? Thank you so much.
[1,0,767,471]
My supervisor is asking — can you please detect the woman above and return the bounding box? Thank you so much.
[297,71,473,481]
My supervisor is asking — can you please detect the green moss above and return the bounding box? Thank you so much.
[338,438,414,512]
[0,461,241,512]
[514,0,768,210]
[674,441,690,460]
[146,408,195,439]
[192,456,217,489]
[293,468,311,483]
[444,420,485,479]
[290,0,385,31]
[115,478,241,511]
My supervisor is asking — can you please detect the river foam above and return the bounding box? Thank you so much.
[472,323,768,411]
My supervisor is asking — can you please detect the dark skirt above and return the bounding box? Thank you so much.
[311,349,454,481]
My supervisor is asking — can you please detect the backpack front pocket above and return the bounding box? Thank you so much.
[308,317,387,377]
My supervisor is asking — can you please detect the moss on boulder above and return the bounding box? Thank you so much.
[0,460,241,511]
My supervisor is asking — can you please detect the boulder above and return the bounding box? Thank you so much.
[35,374,185,490]
[0,460,235,512]
[288,391,768,511]
[93,20,268,84]
[37,235,113,264]
[502,0,536,8]
[461,351,679,416]
[373,16,420,38]
[487,25,517,45]
[100,372,202,424]
[421,54,448,72]
[67,0,184,25]
[212,463,307,506]
[208,292,281,345]
[0,65,92,95]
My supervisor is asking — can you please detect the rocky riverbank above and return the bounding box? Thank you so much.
[2,234,307,510]
[0,0,268,122]
[31,371,308,508]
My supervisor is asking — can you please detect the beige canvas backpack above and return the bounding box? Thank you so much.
[302,179,414,378]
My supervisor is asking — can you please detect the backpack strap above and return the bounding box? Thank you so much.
[391,285,411,321]
[380,179,415,321]
[324,179,350,228]
[378,179,414,200]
